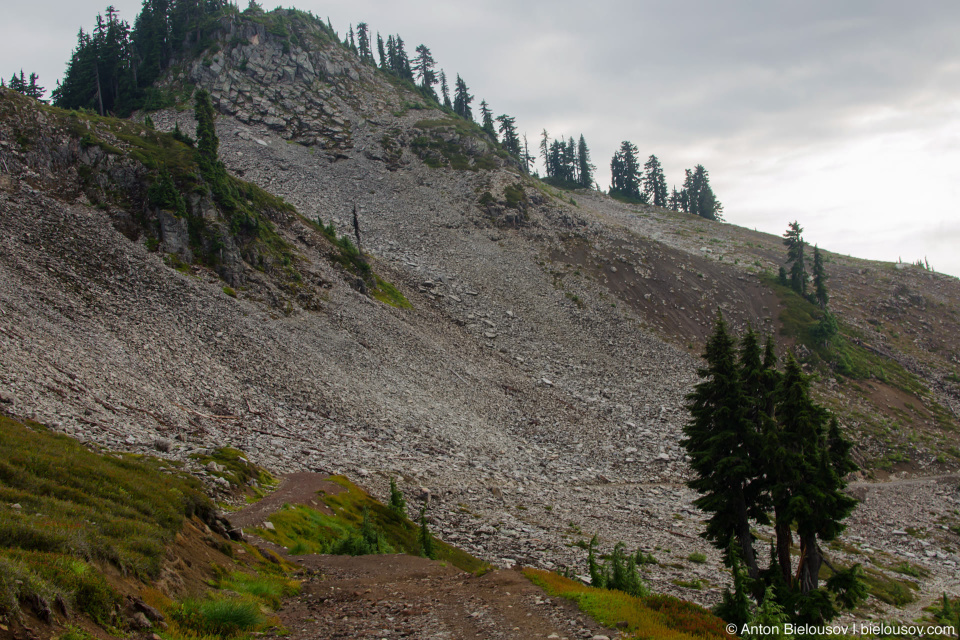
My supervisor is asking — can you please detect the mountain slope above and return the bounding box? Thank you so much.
[1,6,959,620]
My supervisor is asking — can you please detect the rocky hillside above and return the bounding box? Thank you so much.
[1,6,959,623]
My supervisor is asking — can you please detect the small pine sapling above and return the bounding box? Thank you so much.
[389,477,406,519]
[418,506,435,559]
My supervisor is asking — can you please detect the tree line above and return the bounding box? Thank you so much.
[38,3,725,211]
[2,71,46,101]
[50,0,235,116]
[608,140,723,220]
[684,313,864,628]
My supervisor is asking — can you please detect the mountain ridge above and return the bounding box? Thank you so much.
[1,5,959,627]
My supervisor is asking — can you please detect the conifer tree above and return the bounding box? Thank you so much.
[577,135,594,188]
[439,70,451,109]
[355,22,372,63]
[8,71,26,93]
[812,245,828,309]
[388,477,406,518]
[765,354,857,600]
[412,44,438,100]
[714,541,753,629]
[392,36,413,80]
[347,24,357,53]
[642,154,668,206]
[539,129,551,174]
[782,221,807,296]
[681,164,722,220]
[417,506,435,559]
[669,186,681,210]
[479,100,496,139]
[496,114,522,161]
[523,134,535,174]
[682,312,762,578]
[376,33,387,69]
[453,74,472,120]
[609,141,642,199]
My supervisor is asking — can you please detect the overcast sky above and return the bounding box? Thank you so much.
[4,1,960,276]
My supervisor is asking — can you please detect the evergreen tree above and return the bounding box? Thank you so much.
[539,129,551,175]
[765,354,857,603]
[347,24,357,53]
[523,134,535,174]
[385,35,397,72]
[132,0,173,91]
[453,74,473,120]
[642,154,668,206]
[194,88,236,210]
[609,140,642,199]
[479,100,496,139]
[782,221,807,296]
[682,312,762,579]
[388,477,406,518]
[682,164,722,220]
[714,541,753,629]
[8,71,26,93]
[417,506,435,559]
[411,44,438,100]
[355,22,372,63]
[564,136,578,183]
[587,535,608,588]
[743,587,794,640]
[376,33,387,69]
[668,186,681,210]
[577,135,594,188]
[7,71,45,100]
[496,114,522,161]
[812,245,828,309]
[393,36,413,79]
[439,70,451,109]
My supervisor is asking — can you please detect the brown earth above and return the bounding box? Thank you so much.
[233,473,617,640]
[0,518,238,640]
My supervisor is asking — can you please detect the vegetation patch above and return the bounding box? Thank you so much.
[410,118,499,171]
[525,568,734,640]
[189,447,277,496]
[253,476,487,573]
[371,276,412,309]
[0,415,212,621]
[762,273,924,390]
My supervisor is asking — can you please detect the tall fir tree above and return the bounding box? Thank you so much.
[642,154,668,206]
[355,22,372,63]
[496,114,522,162]
[609,140,642,199]
[539,129,551,175]
[812,245,828,309]
[765,354,857,612]
[577,134,594,188]
[782,221,807,296]
[669,186,681,210]
[453,74,473,120]
[439,69,451,109]
[411,44,438,100]
[479,100,496,139]
[681,164,722,220]
[682,312,763,579]
[376,32,387,69]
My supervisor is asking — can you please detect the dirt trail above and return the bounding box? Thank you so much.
[230,473,617,640]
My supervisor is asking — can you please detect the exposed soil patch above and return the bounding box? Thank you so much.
[227,472,345,529]
[229,472,615,640]
[550,234,780,346]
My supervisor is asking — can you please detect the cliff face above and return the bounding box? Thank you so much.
[1,7,959,609]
